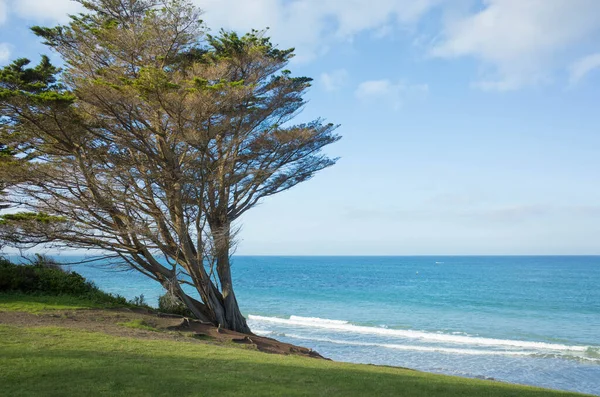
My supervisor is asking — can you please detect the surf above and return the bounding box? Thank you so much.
[248,314,595,353]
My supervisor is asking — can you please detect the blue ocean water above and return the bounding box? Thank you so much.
[31,255,600,395]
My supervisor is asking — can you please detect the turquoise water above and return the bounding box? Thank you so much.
[32,255,600,395]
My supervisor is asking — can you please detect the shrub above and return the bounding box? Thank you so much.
[129,294,147,307]
[158,291,193,317]
[0,257,127,306]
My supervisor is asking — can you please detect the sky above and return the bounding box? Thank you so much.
[1,0,600,255]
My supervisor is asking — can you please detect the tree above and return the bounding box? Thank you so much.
[0,0,340,333]
[0,57,68,247]
[0,143,15,248]
[0,143,12,210]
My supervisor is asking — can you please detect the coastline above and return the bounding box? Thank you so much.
[6,255,600,394]
[0,297,594,396]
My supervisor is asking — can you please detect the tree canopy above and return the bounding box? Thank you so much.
[0,0,340,332]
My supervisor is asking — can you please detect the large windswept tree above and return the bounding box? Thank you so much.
[0,0,339,333]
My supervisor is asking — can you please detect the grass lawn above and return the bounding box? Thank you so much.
[0,295,592,397]
[0,330,590,396]
[0,293,125,313]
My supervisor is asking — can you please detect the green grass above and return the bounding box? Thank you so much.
[0,294,591,396]
[117,319,158,332]
[0,325,589,397]
[0,293,108,312]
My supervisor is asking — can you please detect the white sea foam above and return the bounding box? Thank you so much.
[284,334,533,356]
[289,316,349,325]
[247,315,593,353]
[252,329,273,336]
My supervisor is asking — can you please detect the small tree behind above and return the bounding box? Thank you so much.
[0,0,340,333]
[0,57,69,247]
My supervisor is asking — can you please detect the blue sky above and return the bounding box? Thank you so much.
[1,0,600,255]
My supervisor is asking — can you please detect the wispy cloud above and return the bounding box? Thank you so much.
[355,79,428,109]
[320,69,349,92]
[0,42,10,64]
[372,25,394,39]
[431,0,600,91]
[344,203,600,224]
[464,205,549,223]
[196,0,441,62]
[0,0,7,25]
[7,0,83,23]
[0,0,439,63]
[569,53,600,85]
[4,0,600,91]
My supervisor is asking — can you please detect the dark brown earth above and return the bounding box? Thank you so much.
[0,307,327,360]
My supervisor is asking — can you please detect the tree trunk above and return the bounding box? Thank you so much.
[189,279,249,333]
[205,218,251,334]
[216,251,251,334]
[177,256,251,334]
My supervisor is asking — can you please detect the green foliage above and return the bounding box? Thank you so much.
[29,25,64,47]
[0,212,67,225]
[0,56,61,94]
[0,144,13,210]
[0,144,12,157]
[207,28,294,62]
[129,294,147,307]
[0,56,68,217]
[31,91,76,104]
[158,291,193,317]
[0,257,127,306]
[188,77,246,92]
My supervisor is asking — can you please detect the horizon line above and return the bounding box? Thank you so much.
[4,252,600,258]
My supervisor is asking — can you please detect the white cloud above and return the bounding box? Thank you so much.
[0,42,10,64]
[372,25,394,39]
[0,0,7,25]
[196,0,441,62]
[356,80,395,98]
[431,0,600,91]
[0,0,441,63]
[9,0,83,23]
[320,69,349,92]
[569,53,600,85]
[355,79,428,109]
[3,0,600,92]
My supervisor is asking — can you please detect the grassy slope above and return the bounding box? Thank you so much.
[0,296,590,397]
[0,293,119,312]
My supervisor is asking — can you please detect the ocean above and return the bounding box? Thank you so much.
[36,255,600,395]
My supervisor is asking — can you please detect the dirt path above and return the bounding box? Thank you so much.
[0,307,327,359]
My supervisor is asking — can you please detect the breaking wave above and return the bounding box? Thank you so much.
[248,314,598,357]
